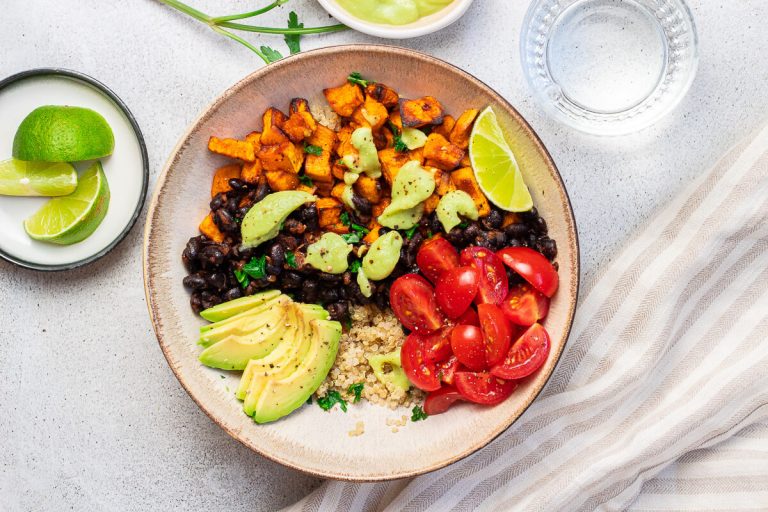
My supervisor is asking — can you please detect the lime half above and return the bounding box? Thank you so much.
[24,161,110,245]
[469,106,533,212]
[12,105,114,162]
[0,159,77,197]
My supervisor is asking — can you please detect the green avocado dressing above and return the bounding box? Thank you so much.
[336,0,454,26]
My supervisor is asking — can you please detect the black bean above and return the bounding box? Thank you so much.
[266,263,282,276]
[379,227,391,236]
[507,238,522,247]
[201,291,222,310]
[537,238,558,260]
[199,245,225,268]
[352,194,372,215]
[326,301,349,320]
[228,178,247,191]
[465,222,483,239]
[185,237,202,260]
[284,218,306,235]
[319,287,339,303]
[224,287,243,301]
[533,216,548,235]
[268,243,286,268]
[445,227,466,245]
[342,272,353,286]
[210,193,226,210]
[282,271,303,289]
[300,204,319,231]
[183,273,207,290]
[206,272,228,291]
[429,214,443,234]
[474,234,493,249]
[301,280,319,303]
[521,207,538,221]
[237,206,251,218]
[254,181,270,202]
[225,197,239,214]
[190,292,203,314]
[214,209,237,233]
[407,232,424,258]
[318,273,342,284]
[182,248,196,272]
[504,223,529,239]
[487,230,506,249]
[482,210,503,229]
[276,234,300,251]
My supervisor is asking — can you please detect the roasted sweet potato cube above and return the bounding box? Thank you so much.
[450,109,479,149]
[365,83,399,109]
[424,194,440,214]
[265,170,299,191]
[352,96,388,131]
[326,223,350,235]
[382,126,395,148]
[432,167,456,196]
[208,137,255,162]
[283,111,317,143]
[317,197,344,228]
[433,115,456,139]
[502,213,523,227]
[303,125,336,184]
[323,82,364,117]
[199,213,225,243]
[335,125,358,158]
[424,133,465,170]
[331,182,346,201]
[245,131,262,152]
[354,175,382,204]
[460,153,472,168]
[241,160,263,184]
[289,98,311,115]
[332,162,346,181]
[210,164,242,197]
[363,222,382,244]
[258,141,304,174]
[308,124,337,152]
[314,181,334,197]
[399,96,445,127]
[388,111,403,130]
[372,197,391,218]
[451,167,490,216]
[297,184,316,195]
[260,108,288,145]
[378,148,410,185]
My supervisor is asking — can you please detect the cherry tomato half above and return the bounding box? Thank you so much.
[437,355,461,385]
[423,327,454,363]
[390,274,446,333]
[450,324,487,371]
[456,307,480,327]
[435,266,479,319]
[500,283,550,326]
[478,304,512,367]
[424,385,464,415]
[401,332,441,391]
[416,236,459,283]
[496,247,559,298]
[454,371,517,405]
[459,247,509,305]
[490,322,551,380]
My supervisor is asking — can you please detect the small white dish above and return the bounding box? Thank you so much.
[316,0,474,39]
[0,69,148,271]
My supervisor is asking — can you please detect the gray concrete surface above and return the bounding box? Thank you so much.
[1,1,767,510]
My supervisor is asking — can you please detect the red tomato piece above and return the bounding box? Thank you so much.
[401,332,441,391]
[423,327,454,363]
[454,371,517,405]
[496,247,559,298]
[423,385,464,415]
[459,247,509,305]
[500,283,550,326]
[416,236,460,283]
[390,274,446,333]
[456,307,480,326]
[491,323,551,380]
[478,304,512,367]
[450,325,487,371]
[437,355,461,384]
[435,266,479,319]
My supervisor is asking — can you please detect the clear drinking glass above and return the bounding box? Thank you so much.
[521,0,698,135]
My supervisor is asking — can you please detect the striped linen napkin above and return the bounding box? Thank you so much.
[285,125,768,512]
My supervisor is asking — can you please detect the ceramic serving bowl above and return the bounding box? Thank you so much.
[143,45,579,481]
[316,0,475,39]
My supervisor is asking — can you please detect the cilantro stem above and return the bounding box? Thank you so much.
[217,21,348,35]
[211,26,270,64]
[211,0,287,23]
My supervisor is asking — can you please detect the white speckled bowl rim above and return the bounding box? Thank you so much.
[143,45,580,481]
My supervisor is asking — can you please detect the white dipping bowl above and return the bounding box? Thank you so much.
[317,0,475,39]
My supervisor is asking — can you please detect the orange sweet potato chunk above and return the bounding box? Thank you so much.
[449,109,479,149]
[423,133,465,171]
[399,96,445,127]
[365,82,399,109]
[208,137,256,162]
[210,164,242,197]
[199,213,225,243]
[451,167,490,216]
[323,82,364,117]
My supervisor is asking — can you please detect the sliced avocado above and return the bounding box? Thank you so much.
[367,350,410,391]
[250,319,341,423]
[240,191,315,249]
[199,296,290,346]
[198,307,292,370]
[241,305,328,415]
[200,294,289,335]
[199,290,281,322]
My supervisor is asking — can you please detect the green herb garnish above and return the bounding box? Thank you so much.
[234,269,250,288]
[349,260,362,273]
[285,251,298,268]
[343,317,353,330]
[347,72,369,88]
[458,221,469,229]
[284,11,302,55]
[388,120,408,153]
[348,383,364,403]
[411,405,428,422]
[260,45,283,63]
[340,211,370,235]
[317,390,348,412]
[306,395,312,405]
[341,232,362,244]
[298,174,314,186]
[303,143,323,156]
[404,226,418,239]
[242,254,267,279]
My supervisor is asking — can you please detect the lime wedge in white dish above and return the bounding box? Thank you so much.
[0,159,77,196]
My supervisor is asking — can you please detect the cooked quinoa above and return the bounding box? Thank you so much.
[315,304,425,409]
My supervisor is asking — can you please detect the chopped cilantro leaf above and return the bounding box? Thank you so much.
[343,317,353,330]
[341,232,362,244]
[303,143,323,156]
[348,383,364,403]
[285,251,298,268]
[234,269,250,289]
[284,11,302,55]
[411,405,428,422]
[317,390,348,412]
[388,120,408,153]
[349,260,362,273]
[458,221,469,229]
[306,395,312,405]
[347,72,369,88]
[404,226,418,239]
[298,174,314,186]
[260,46,283,63]
[340,211,351,226]
[242,255,267,280]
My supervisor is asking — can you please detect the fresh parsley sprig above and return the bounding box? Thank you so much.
[317,390,348,412]
[340,211,370,235]
[303,143,323,156]
[348,383,364,403]
[411,405,428,422]
[387,120,409,153]
[347,72,369,87]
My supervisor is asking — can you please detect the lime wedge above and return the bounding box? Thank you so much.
[469,106,533,212]
[0,159,77,196]
[24,161,110,245]
[12,105,114,162]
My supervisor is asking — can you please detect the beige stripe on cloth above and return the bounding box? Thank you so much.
[284,125,768,512]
